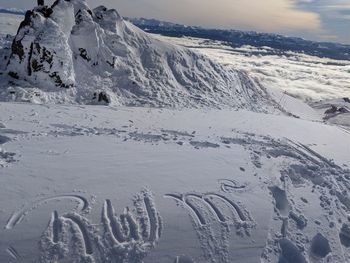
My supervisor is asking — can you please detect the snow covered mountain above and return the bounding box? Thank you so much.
[0,0,280,111]
[126,17,350,61]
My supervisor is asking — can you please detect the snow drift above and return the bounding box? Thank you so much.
[1,0,279,110]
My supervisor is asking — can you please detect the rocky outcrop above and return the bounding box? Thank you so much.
[3,0,277,110]
[6,0,76,89]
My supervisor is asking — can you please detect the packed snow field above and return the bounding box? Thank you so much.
[0,1,350,263]
[1,103,350,263]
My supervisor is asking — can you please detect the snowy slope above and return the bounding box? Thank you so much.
[0,0,281,112]
[0,103,349,263]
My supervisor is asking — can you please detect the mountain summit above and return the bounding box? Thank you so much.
[3,0,276,110]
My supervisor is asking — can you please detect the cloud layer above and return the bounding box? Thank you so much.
[159,35,350,101]
[98,0,321,33]
[1,0,349,43]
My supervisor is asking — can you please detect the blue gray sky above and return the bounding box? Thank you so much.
[1,0,349,44]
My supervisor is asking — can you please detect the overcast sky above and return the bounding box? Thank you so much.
[1,0,349,44]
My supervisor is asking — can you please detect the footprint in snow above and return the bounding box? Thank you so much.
[0,135,11,144]
[339,223,350,248]
[310,233,332,260]
[174,255,195,263]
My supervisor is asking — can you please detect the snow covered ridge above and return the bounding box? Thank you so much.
[0,0,282,111]
[0,7,25,16]
[126,17,350,61]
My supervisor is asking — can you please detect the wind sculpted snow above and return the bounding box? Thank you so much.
[0,0,284,112]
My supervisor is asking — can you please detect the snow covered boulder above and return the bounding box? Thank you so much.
[6,0,76,89]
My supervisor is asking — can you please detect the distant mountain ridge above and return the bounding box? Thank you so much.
[125,17,350,61]
[0,7,25,15]
[2,7,349,61]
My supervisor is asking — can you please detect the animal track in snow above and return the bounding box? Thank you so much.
[39,189,162,263]
[49,123,221,149]
[128,132,169,143]
[161,129,195,138]
[189,141,220,149]
[5,194,90,230]
[50,124,127,137]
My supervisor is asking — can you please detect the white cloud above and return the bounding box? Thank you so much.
[93,0,322,33]
[157,35,350,101]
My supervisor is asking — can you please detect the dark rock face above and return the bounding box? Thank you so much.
[11,39,25,62]
[16,10,34,35]
[6,0,75,89]
[8,71,19,79]
[325,105,349,115]
[37,6,53,18]
[79,48,91,61]
[93,92,110,104]
[325,105,337,115]
[29,43,54,74]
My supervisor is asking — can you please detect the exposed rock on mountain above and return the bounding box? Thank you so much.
[2,0,278,110]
